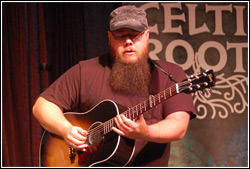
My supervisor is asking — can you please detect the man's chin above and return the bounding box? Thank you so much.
[120,55,139,64]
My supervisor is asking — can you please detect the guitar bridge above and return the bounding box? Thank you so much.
[69,147,76,164]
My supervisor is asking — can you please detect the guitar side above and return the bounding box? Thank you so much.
[39,100,135,167]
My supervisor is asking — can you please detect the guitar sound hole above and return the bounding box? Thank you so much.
[86,121,103,147]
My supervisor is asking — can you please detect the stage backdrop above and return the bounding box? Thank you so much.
[127,2,248,167]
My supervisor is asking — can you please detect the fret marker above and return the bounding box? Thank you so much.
[176,83,179,93]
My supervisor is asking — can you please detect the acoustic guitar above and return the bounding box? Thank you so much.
[39,69,216,167]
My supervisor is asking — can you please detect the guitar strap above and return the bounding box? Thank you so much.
[149,59,177,83]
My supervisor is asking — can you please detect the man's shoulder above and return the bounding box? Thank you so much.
[79,56,99,65]
[79,54,111,68]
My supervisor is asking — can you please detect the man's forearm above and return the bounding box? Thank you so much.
[32,96,72,137]
[145,111,190,143]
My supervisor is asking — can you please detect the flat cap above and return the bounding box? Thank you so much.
[110,5,148,32]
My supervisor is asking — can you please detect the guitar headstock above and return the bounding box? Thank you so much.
[180,69,216,94]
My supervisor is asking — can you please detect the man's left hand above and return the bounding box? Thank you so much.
[112,114,148,140]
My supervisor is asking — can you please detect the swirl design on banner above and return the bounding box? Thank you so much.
[192,54,248,119]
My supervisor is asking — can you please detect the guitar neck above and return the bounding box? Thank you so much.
[88,69,216,139]
[123,83,179,119]
[102,83,179,135]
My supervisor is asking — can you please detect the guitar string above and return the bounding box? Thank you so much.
[86,77,207,138]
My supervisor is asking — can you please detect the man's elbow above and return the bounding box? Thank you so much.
[32,97,42,118]
[176,128,188,141]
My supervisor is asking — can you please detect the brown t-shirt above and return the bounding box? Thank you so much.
[40,54,196,166]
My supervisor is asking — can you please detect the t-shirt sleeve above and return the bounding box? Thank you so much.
[40,63,81,112]
[162,64,196,119]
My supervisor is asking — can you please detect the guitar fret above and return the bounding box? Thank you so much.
[107,122,109,133]
[132,107,135,119]
[109,120,113,132]
[140,103,142,114]
[107,123,109,134]
[149,95,156,108]
[149,95,152,108]
[104,123,107,134]
[109,120,112,132]
[108,122,110,133]
[131,109,133,120]
[107,121,110,133]
[103,124,106,134]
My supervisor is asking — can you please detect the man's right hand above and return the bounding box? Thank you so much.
[63,126,89,151]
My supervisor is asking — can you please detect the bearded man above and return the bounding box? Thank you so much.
[33,5,196,167]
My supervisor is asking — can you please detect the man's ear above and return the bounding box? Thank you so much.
[108,31,112,40]
[145,29,149,39]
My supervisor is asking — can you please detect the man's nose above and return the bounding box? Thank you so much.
[124,37,133,46]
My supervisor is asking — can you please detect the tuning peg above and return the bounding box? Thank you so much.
[196,84,201,89]
[196,72,201,77]
[200,90,204,95]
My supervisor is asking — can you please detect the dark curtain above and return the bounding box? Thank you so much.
[2,2,121,167]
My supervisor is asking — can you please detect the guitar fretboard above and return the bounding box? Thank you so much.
[102,83,179,135]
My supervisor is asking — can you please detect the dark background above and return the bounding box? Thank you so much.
[2,2,121,166]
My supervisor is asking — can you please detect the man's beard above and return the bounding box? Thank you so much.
[109,44,151,95]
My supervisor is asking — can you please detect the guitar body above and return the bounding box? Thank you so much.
[39,100,135,167]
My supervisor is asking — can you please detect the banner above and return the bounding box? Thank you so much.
[127,2,248,167]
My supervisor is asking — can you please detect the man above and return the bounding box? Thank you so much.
[33,5,196,166]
